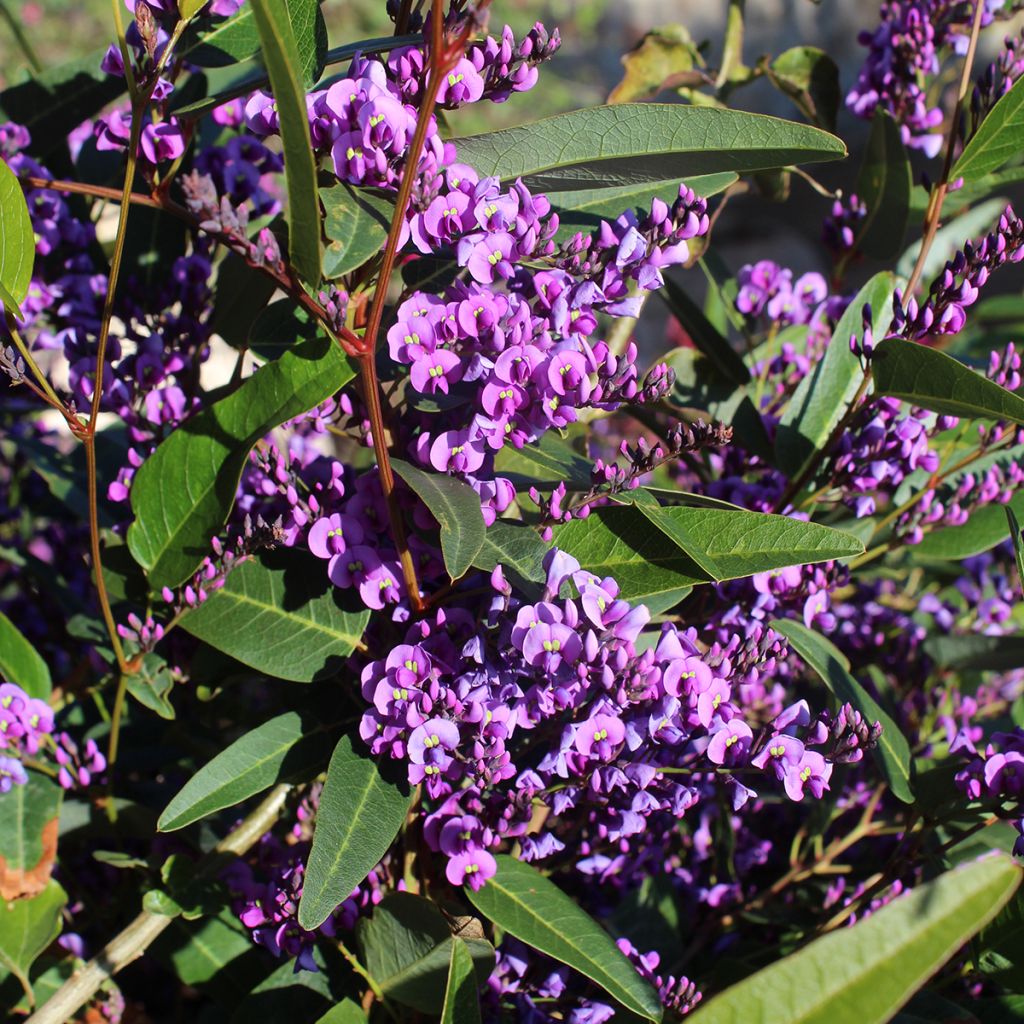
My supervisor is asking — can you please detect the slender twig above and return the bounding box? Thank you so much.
[902,0,986,300]
[25,784,292,1024]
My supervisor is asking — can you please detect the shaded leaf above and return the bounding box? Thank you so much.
[467,855,662,1021]
[210,252,279,349]
[855,111,912,261]
[322,183,393,279]
[0,881,66,1005]
[125,652,176,720]
[159,711,333,831]
[180,550,370,682]
[494,430,594,488]
[687,855,1020,1024]
[952,75,1024,184]
[767,47,840,132]
[1009,505,1024,598]
[297,735,413,930]
[634,502,723,579]
[553,505,862,601]
[0,611,51,698]
[924,633,1024,672]
[660,274,750,385]
[872,338,1024,425]
[771,619,913,803]
[316,1001,369,1023]
[391,459,486,581]
[442,938,482,1024]
[248,298,319,360]
[357,893,495,1013]
[248,0,321,284]
[128,337,355,590]
[776,273,894,479]
[912,494,1024,561]
[0,770,62,901]
[452,103,846,192]
[472,520,550,589]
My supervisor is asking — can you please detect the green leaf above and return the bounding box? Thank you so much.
[391,460,486,582]
[125,652,176,720]
[467,855,662,1021]
[767,47,840,132]
[210,252,279,349]
[441,938,482,1024]
[127,336,355,590]
[494,430,594,488]
[180,0,209,19]
[687,854,1021,1024]
[924,633,1024,672]
[634,502,723,579]
[660,274,750,385]
[248,0,321,284]
[896,198,1006,282]
[953,75,1024,184]
[553,505,862,601]
[321,183,393,279]
[472,520,550,589]
[0,155,35,307]
[551,173,737,243]
[357,893,495,1013]
[0,881,66,1005]
[911,493,1024,561]
[297,734,412,931]
[316,1001,369,1023]
[770,619,913,803]
[854,112,911,261]
[776,273,894,479]
[0,770,62,899]
[229,952,339,1021]
[159,711,333,831]
[187,0,326,85]
[452,103,846,192]
[248,298,319,360]
[0,611,51,698]
[872,338,1024,425]
[1009,505,1024,599]
[0,51,125,158]
[175,35,420,119]
[180,550,370,682]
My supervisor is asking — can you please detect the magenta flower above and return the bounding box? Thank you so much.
[707,720,753,765]
[446,848,497,890]
[574,714,625,760]
[783,751,832,801]
[520,621,582,670]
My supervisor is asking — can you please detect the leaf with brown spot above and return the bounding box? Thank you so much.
[0,771,62,901]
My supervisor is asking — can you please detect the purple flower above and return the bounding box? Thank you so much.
[574,714,626,760]
[0,756,27,793]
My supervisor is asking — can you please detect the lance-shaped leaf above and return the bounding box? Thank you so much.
[766,46,840,132]
[553,505,862,601]
[924,633,1024,672]
[248,0,321,284]
[322,183,393,279]
[298,736,413,931]
[952,75,1024,184]
[472,521,550,590]
[854,111,912,261]
[357,893,495,1013]
[872,338,1024,425]
[1010,506,1024,599]
[467,855,662,1021]
[391,460,486,581]
[551,172,737,242]
[0,155,35,308]
[0,880,66,1006]
[635,502,723,579]
[776,273,895,479]
[0,611,51,698]
[687,854,1021,1024]
[179,551,369,682]
[128,337,355,590]
[159,711,334,831]
[441,939,482,1024]
[912,494,1024,561]
[187,0,327,86]
[452,103,846,192]
[771,619,913,803]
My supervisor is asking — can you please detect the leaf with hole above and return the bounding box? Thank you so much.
[297,735,412,930]
[127,337,355,590]
[467,855,662,1021]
